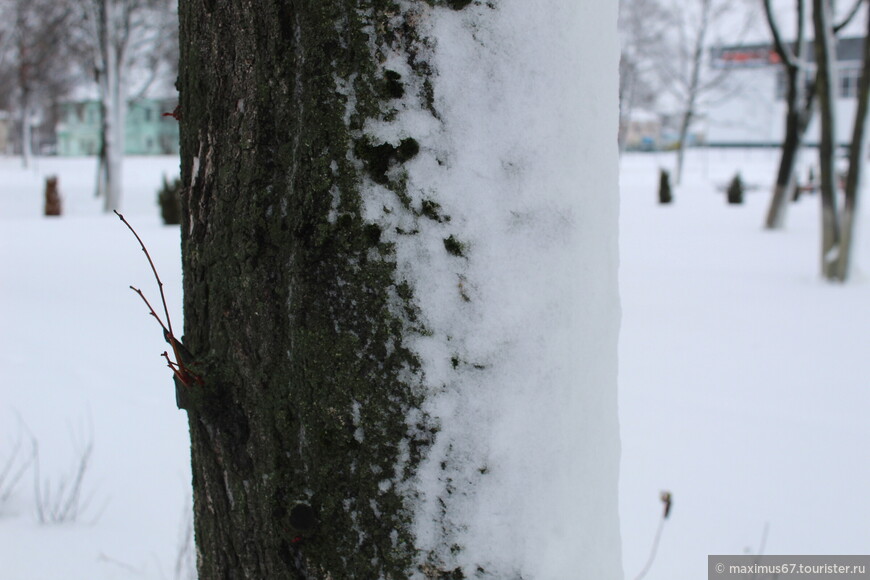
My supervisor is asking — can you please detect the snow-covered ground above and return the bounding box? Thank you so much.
[619,148,870,580]
[0,148,867,578]
[0,156,194,579]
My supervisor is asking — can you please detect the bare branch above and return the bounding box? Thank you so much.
[130,285,170,336]
[834,0,864,33]
[114,210,175,341]
[764,0,798,68]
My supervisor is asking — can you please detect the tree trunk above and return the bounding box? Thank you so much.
[765,63,814,229]
[763,0,809,229]
[17,29,33,169]
[19,96,32,169]
[96,0,124,211]
[674,107,692,186]
[832,7,870,281]
[673,0,710,186]
[813,0,840,279]
[178,2,622,578]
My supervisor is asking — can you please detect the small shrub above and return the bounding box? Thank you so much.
[33,431,103,525]
[158,176,183,225]
[727,172,744,205]
[0,429,34,510]
[658,169,673,205]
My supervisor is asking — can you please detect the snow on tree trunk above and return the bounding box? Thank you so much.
[178,2,621,578]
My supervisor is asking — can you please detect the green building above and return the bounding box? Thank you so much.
[56,97,179,156]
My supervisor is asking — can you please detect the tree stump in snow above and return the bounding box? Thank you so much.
[658,169,673,204]
[44,176,62,217]
[726,172,744,205]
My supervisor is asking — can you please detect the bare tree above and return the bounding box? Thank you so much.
[673,0,715,184]
[5,0,75,166]
[834,3,870,280]
[763,0,863,229]
[619,0,670,151]
[645,0,756,184]
[73,0,176,211]
[0,5,17,143]
[813,0,870,281]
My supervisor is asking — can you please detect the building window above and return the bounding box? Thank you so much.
[839,65,861,98]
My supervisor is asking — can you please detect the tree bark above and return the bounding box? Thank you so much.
[178,2,621,578]
[178,3,455,576]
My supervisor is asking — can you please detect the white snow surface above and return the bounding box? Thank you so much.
[1,148,869,579]
[0,156,193,579]
[376,2,623,578]
[620,148,870,580]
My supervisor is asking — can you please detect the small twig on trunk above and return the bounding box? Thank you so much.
[113,210,175,339]
[114,211,202,388]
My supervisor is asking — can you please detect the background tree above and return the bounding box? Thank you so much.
[177,1,621,578]
[813,0,841,279]
[833,1,870,280]
[618,0,669,151]
[763,0,863,229]
[813,0,870,281]
[72,0,177,211]
[642,0,756,184]
[4,0,76,167]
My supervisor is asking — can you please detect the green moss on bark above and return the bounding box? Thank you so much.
[178,1,438,578]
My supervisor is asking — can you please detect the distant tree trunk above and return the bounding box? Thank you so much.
[764,91,813,227]
[19,96,32,168]
[812,0,840,278]
[95,0,124,211]
[674,105,694,185]
[763,0,813,229]
[16,8,32,169]
[832,4,870,281]
[178,1,622,578]
[764,0,863,229]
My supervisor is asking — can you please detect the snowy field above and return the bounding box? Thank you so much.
[619,148,870,580]
[0,149,868,578]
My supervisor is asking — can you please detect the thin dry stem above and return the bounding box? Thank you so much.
[115,210,201,387]
[113,210,175,340]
